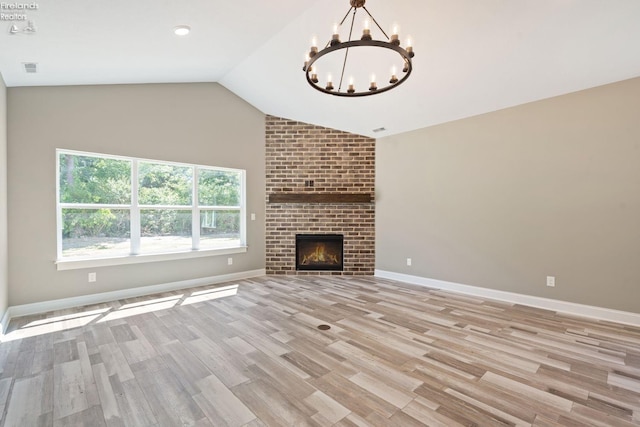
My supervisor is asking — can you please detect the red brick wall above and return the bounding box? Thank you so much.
[265,116,375,275]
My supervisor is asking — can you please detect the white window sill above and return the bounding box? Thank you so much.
[55,246,248,271]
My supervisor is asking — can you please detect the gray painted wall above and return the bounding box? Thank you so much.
[376,77,640,313]
[7,83,265,306]
[0,74,7,320]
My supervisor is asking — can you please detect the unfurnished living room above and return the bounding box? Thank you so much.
[1,1,640,426]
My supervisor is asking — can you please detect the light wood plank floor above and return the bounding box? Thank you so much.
[1,275,640,426]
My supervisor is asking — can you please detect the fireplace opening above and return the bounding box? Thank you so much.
[296,234,344,271]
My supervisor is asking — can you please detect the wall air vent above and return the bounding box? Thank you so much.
[23,62,38,73]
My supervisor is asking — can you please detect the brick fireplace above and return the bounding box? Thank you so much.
[265,116,375,275]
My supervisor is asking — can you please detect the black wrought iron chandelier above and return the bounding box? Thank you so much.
[303,0,415,97]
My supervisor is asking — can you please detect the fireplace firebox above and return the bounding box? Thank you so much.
[296,234,344,271]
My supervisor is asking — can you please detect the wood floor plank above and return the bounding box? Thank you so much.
[401,396,466,427]
[444,386,532,426]
[0,377,12,417]
[609,371,640,393]
[304,389,351,424]
[111,376,158,427]
[53,360,88,420]
[76,341,100,407]
[481,371,575,413]
[92,363,122,425]
[348,371,414,409]
[97,343,135,383]
[231,379,321,427]
[52,405,108,427]
[184,338,251,388]
[134,367,206,427]
[193,374,257,427]
[53,339,79,365]
[161,340,213,396]
[3,371,53,427]
[310,371,398,419]
[117,325,158,365]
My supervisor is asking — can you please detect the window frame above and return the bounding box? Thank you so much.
[55,149,247,270]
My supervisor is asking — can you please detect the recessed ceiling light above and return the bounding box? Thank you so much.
[174,25,191,36]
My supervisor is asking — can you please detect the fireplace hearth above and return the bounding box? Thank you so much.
[296,234,344,271]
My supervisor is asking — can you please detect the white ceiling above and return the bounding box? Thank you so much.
[2,0,640,137]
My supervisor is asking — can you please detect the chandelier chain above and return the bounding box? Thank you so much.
[338,7,357,92]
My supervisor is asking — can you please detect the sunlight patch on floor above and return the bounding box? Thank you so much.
[182,285,238,305]
[2,310,109,342]
[1,284,240,342]
[97,295,183,323]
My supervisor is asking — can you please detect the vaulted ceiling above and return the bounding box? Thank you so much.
[2,0,640,137]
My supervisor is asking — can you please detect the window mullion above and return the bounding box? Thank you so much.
[137,205,192,210]
[56,152,62,259]
[240,170,247,246]
[192,167,200,250]
[130,159,141,255]
[60,203,131,209]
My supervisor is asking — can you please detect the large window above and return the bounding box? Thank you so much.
[57,150,245,263]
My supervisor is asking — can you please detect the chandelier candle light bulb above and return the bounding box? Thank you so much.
[403,40,411,72]
[310,36,318,57]
[326,74,334,91]
[331,23,340,45]
[304,53,310,71]
[369,74,377,91]
[390,25,399,45]
[362,19,372,40]
[348,76,355,94]
[390,66,398,84]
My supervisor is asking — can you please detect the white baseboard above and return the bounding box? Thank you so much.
[1,269,265,334]
[375,270,640,327]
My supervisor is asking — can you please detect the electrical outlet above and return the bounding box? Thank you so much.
[251,213,256,221]
[546,276,555,287]
[228,257,233,266]
[88,272,97,283]
[407,258,412,266]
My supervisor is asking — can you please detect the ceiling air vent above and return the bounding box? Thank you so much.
[372,127,386,133]
[23,62,38,73]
